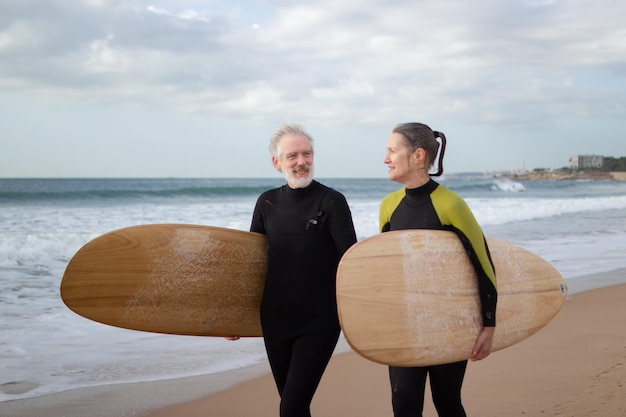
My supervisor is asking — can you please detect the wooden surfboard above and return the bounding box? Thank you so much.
[61,224,267,337]
[336,230,568,366]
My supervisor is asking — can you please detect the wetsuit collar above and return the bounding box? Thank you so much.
[282,180,319,196]
[405,178,438,197]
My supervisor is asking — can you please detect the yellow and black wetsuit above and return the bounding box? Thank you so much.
[380,179,497,324]
[380,178,496,417]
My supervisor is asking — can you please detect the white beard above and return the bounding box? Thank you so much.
[283,165,314,188]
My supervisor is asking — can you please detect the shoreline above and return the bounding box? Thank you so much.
[2,268,626,417]
[507,170,626,181]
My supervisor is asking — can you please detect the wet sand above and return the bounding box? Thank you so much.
[3,270,625,417]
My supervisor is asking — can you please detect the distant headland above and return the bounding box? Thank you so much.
[507,155,626,181]
[508,170,625,181]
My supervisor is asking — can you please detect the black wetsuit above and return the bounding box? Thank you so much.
[380,179,497,417]
[251,180,357,417]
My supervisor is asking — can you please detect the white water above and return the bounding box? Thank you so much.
[1,177,625,402]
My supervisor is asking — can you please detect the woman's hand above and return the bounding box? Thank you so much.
[224,336,240,341]
[470,327,495,361]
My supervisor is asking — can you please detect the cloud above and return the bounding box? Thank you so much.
[1,0,625,176]
[2,0,625,126]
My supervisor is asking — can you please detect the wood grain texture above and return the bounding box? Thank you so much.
[61,224,267,337]
[336,230,568,366]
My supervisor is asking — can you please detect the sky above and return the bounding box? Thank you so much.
[1,0,625,178]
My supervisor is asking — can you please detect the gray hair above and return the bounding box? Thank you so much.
[392,122,440,169]
[268,124,314,158]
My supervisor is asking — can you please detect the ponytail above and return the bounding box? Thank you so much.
[430,131,446,177]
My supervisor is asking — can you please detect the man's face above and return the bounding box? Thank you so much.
[272,133,315,189]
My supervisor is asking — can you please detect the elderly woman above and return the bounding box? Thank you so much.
[380,122,497,417]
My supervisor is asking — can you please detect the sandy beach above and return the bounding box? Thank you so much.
[3,269,625,417]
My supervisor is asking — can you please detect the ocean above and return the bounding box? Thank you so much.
[1,175,626,402]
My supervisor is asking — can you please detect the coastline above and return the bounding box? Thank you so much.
[507,170,626,181]
[2,268,626,417]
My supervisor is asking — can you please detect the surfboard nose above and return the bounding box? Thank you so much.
[61,224,267,337]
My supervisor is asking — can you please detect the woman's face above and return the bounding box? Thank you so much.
[384,132,413,184]
[384,132,430,187]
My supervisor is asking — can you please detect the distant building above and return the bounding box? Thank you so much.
[569,155,604,170]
